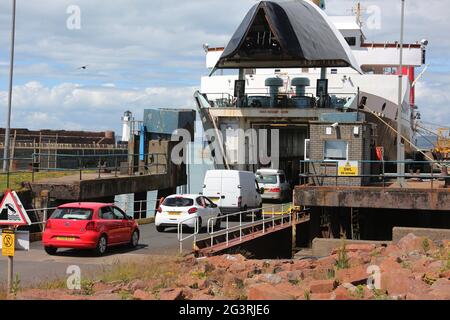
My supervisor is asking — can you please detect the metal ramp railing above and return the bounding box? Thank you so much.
[177,204,310,256]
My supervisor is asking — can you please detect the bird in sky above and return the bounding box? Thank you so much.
[77,65,88,70]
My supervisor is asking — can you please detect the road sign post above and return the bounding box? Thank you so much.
[2,228,15,293]
[0,190,31,293]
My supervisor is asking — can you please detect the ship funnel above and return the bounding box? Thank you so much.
[291,78,310,97]
[265,77,284,108]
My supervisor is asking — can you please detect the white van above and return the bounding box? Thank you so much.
[256,169,291,202]
[202,170,263,216]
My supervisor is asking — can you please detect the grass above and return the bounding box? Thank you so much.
[335,237,350,270]
[36,279,67,290]
[352,285,365,299]
[422,238,431,253]
[11,274,21,299]
[1,171,72,191]
[422,273,438,286]
[326,269,336,279]
[0,170,98,191]
[373,289,390,300]
[304,289,311,300]
[8,256,183,300]
[98,256,183,294]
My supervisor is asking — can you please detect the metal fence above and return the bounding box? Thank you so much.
[299,159,449,189]
[177,203,302,254]
[114,199,158,220]
[13,198,158,233]
[0,152,168,189]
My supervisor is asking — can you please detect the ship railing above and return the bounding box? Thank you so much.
[203,91,356,109]
[299,159,450,189]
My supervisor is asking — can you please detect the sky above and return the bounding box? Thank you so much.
[0,0,449,135]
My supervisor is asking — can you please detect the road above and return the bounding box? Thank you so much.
[0,223,193,286]
[0,202,291,286]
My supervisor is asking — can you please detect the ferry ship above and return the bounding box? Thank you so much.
[195,0,427,185]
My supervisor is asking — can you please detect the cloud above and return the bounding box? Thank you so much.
[0,0,448,132]
[415,72,450,127]
[0,81,197,132]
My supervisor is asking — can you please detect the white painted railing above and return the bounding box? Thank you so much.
[177,215,200,254]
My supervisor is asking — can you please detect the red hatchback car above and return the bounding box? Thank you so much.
[43,202,140,256]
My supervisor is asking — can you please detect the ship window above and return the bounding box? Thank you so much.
[345,37,356,46]
[331,69,338,74]
[324,140,348,161]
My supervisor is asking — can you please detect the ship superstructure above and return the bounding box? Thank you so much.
[195,0,427,185]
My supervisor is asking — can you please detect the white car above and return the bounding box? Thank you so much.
[256,169,291,202]
[155,194,221,232]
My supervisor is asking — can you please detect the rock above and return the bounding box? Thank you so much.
[411,257,432,273]
[273,283,306,300]
[159,288,185,300]
[177,274,203,289]
[316,255,336,269]
[228,263,246,273]
[93,281,115,294]
[429,278,450,300]
[222,273,245,298]
[406,292,437,300]
[384,244,402,258]
[431,278,450,290]
[127,279,146,292]
[133,289,155,300]
[380,268,416,296]
[336,265,368,285]
[254,273,283,285]
[207,254,246,270]
[247,283,295,300]
[439,269,450,279]
[381,268,410,293]
[312,265,335,280]
[310,293,333,300]
[397,233,436,254]
[347,251,368,267]
[332,286,355,300]
[291,259,314,270]
[88,293,122,300]
[276,270,304,283]
[380,256,402,272]
[332,244,376,254]
[428,260,444,272]
[309,280,337,294]
[192,291,214,300]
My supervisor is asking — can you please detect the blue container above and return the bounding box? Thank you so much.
[143,109,196,140]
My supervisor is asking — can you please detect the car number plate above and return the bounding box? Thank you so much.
[168,212,181,216]
[57,236,76,241]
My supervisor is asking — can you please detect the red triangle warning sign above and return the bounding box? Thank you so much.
[0,191,31,226]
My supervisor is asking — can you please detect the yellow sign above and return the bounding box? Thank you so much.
[2,230,15,257]
[338,161,359,177]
